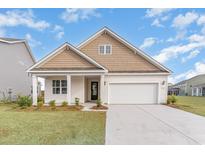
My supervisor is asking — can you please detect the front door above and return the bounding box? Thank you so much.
[91,81,98,100]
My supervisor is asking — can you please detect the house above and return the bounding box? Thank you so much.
[168,80,187,96]
[170,74,205,96]
[0,37,35,100]
[27,27,171,105]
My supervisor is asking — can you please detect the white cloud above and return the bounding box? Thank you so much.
[53,25,63,31]
[172,12,198,29]
[161,15,169,21]
[146,9,173,28]
[197,15,205,25]
[52,25,64,40]
[166,30,187,43]
[154,38,205,63]
[146,8,173,18]
[181,50,200,63]
[61,9,100,23]
[140,37,157,49]
[25,33,41,47]
[188,34,205,42]
[0,9,50,31]
[169,61,205,83]
[151,19,163,27]
[56,31,64,40]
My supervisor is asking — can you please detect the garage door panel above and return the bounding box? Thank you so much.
[109,83,158,104]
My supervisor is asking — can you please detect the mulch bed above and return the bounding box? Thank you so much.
[166,103,179,108]
[90,105,108,110]
[13,105,84,112]
[166,103,192,109]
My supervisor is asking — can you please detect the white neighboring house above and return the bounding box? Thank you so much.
[27,27,171,105]
[0,37,35,101]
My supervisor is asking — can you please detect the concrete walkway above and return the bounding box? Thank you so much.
[105,105,205,145]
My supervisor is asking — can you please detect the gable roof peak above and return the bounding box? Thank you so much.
[27,41,108,72]
[77,27,171,73]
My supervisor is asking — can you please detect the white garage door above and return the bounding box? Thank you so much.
[109,83,158,104]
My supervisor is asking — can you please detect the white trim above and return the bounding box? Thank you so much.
[31,73,105,77]
[28,70,106,73]
[100,75,105,103]
[107,81,160,104]
[107,72,171,76]
[32,75,38,105]
[27,43,108,72]
[77,27,171,73]
[67,75,71,104]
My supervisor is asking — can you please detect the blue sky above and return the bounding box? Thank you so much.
[0,8,205,83]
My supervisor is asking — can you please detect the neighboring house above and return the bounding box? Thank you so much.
[168,80,187,96]
[27,27,171,105]
[0,38,35,100]
[170,74,205,96]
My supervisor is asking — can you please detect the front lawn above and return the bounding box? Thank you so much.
[171,96,205,117]
[0,104,106,144]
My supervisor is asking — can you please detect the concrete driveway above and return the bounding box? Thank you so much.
[105,105,205,145]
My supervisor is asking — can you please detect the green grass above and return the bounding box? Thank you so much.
[0,103,106,144]
[174,96,205,117]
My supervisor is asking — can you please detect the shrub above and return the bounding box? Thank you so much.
[61,101,68,107]
[37,101,44,109]
[75,97,80,106]
[37,96,44,103]
[49,100,56,109]
[96,99,102,107]
[167,95,172,104]
[167,95,177,104]
[171,95,177,104]
[17,95,32,108]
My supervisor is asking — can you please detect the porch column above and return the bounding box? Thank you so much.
[67,75,71,104]
[196,88,199,96]
[100,75,105,104]
[32,75,38,106]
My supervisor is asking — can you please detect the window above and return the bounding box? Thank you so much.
[53,80,60,94]
[52,80,67,94]
[61,80,67,94]
[99,45,104,54]
[98,44,112,55]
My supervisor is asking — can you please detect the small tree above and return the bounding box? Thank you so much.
[171,95,177,104]
[61,101,68,107]
[167,95,172,104]
[96,99,102,107]
[49,100,56,110]
[37,101,44,109]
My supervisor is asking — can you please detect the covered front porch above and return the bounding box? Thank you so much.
[32,73,106,105]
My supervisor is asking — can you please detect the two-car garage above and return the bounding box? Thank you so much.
[108,83,159,104]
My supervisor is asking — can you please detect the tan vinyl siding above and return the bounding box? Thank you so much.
[80,33,163,72]
[37,48,99,69]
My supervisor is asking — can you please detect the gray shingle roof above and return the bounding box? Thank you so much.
[0,37,24,42]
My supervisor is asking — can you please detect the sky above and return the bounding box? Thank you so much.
[0,8,205,84]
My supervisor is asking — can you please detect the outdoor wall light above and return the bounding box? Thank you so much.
[162,81,165,85]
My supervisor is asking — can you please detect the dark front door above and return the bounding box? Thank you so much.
[91,81,98,100]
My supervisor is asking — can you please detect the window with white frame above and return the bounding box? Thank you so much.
[98,44,112,55]
[61,80,67,94]
[52,80,67,94]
